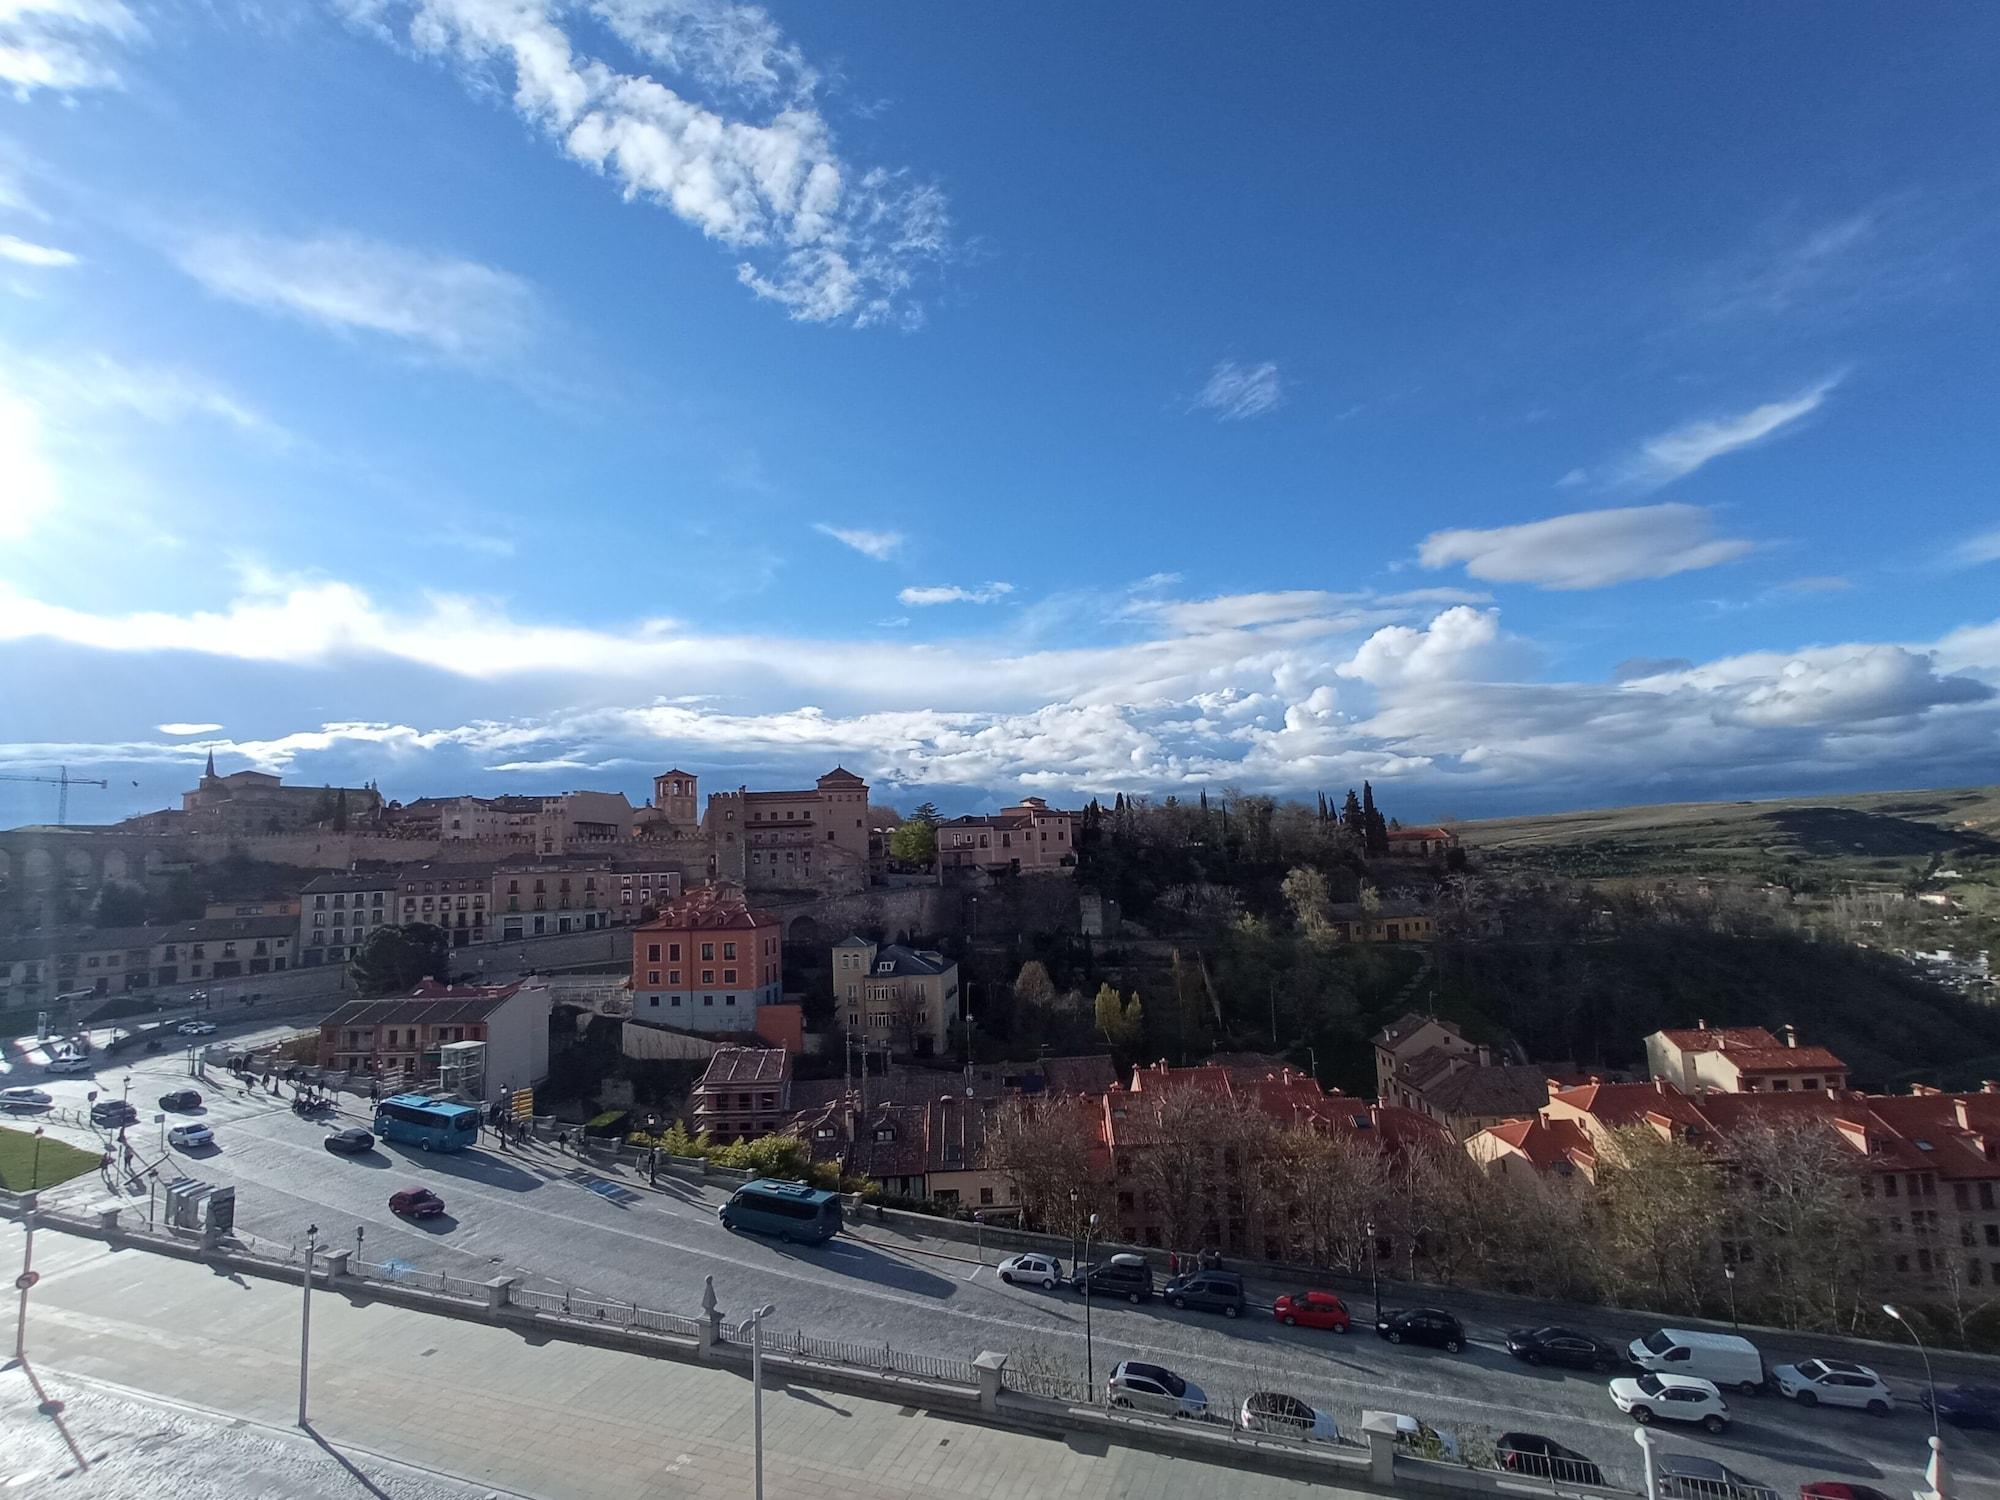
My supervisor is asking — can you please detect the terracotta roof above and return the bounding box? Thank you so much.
[409,979,524,1002]
[302,872,399,894]
[1386,826,1456,841]
[1551,1078,1714,1131]
[696,1047,791,1089]
[1656,1025,1782,1053]
[640,883,773,931]
[320,994,514,1028]
[1717,1046,1847,1073]
[1399,1046,1465,1089]
[1484,1115,1596,1171]
[1418,1064,1551,1118]
[927,1094,1003,1173]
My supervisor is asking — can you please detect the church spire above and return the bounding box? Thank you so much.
[205,748,217,778]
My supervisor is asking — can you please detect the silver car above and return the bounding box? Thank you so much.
[1106,1360,1207,1418]
[1240,1391,1339,1442]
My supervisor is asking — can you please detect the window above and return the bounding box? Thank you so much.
[1885,1175,1899,1198]
[723,942,736,960]
[701,943,714,961]
[1982,1182,1996,1211]
[1986,1224,1999,1248]
[723,969,736,984]
[702,970,714,985]
[1957,1183,1972,1210]
[980,1187,994,1206]
[669,970,680,985]
[647,944,661,962]
[647,971,660,985]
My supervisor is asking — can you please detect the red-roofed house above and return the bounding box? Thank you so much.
[628,883,782,1033]
[1645,1020,1848,1095]
[1384,825,1460,857]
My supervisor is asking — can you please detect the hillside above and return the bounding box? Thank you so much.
[1458,785,2000,886]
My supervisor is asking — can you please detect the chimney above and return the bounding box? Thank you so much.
[1696,1018,1708,1031]
[1783,1024,1798,1049]
[1984,1081,2000,1096]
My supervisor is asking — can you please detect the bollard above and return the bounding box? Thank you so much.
[1361,1412,1400,1487]
[973,1351,1007,1414]
[485,1276,518,1311]
[321,1250,352,1280]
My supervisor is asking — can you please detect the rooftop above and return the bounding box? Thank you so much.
[1418,1064,1552,1118]
[697,1046,792,1089]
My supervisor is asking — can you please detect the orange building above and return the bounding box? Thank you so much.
[628,882,782,1032]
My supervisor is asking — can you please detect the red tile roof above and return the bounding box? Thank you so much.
[1656,1025,1781,1053]
[1716,1046,1847,1074]
[1485,1115,1596,1171]
[639,882,773,931]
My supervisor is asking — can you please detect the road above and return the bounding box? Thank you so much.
[6,1034,1994,1498]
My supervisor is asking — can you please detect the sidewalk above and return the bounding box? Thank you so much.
[3,1222,1367,1500]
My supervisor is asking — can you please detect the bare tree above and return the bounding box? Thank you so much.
[1268,1125,1389,1272]
[983,1095,1108,1240]
[1594,1123,1725,1314]
[1726,1118,1871,1332]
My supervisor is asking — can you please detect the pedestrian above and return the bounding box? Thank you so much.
[649,1146,659,1186]
[557,1129,569,1154]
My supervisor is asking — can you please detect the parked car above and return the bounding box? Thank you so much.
[45,1055,91,1074]
[1610,1372,1730,1433]
[1506,1325,1621,1371]
[1655,1455,1777,1500]
[1922,1383,2000,1428]
[159,1089,202,1111]
[1629,1328,1766,1395]
[167,1123,214,1149]
[1375,1307,1465,1353]
[1072,1253,1152,1304]
[1363,1410,1461,1461]
[1773,1358,1893,1415]
[1163,1269,1246,1318]
[90,1099,138,1127]
[1496,1432,1605,1485]
[996,1253,1064,1289]
[389,1187,446,1219]
[1273,1290,1351,1332]
[1105,1360,1206,1418]
[0,1086,53,1110]
[1240,1390,1339,1442]
[325,1126,376,1155]
[1800,1485,1895,1500]
[178,1021,217,1036]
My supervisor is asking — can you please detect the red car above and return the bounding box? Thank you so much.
[389,1187,446,1219]
[1274,1290,1351,1332]
[1802,1487,1894,1500]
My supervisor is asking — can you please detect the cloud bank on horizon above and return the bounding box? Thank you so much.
[1,2,1996,822]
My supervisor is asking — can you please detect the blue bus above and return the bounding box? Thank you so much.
[718,1179,842,1244]
[373,1093,480,1153]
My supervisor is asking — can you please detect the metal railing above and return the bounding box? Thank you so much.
[729,1326,977,1387]
[1007,1365,1096,1404]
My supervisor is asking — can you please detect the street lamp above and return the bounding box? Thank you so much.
[1884,1303,1940,1440]
[748,1302,777,1500]
[1083,1212,1100,1398]
[13,1127,44,1361]
[1365,1218,1381,1320]
[1723,1265,1738,1330]
[1068,1189,1080,1270]
[298,1224,319,1426]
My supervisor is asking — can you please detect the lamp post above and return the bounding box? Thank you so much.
[1885,1303,1940,1441]
[13,1128,44,1361]
[1723,1265,1738,1330]
[1365,1218,1381,1320]
[1083,1212,1100,1398]
[1068,1188,1080,1270]
[749,1301,777,1500]
[298,1223,319,1426]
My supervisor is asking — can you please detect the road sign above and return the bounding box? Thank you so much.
[510,1088,535,1121]
[15,1271,39,1290]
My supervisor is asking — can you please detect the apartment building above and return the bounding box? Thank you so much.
[689,1046,794,1142]
[704,767,872,888]
[393,862,494,947]
[1644,1021,1850,1094]
[628,883,782,1032]
[316,979,550,1091]
[935,797,1079,875]
[831,936,960,1057]
[1370,1011,1543,1136]
[491,856,614,940]
[298,872,398,967]
[0,916,296,1008]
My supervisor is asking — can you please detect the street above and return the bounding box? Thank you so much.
[6,1033,1995,1498]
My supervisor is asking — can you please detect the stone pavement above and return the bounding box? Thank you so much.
[3,1222,1372,1500]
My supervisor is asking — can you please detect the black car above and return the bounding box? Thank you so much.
[1505,1325,1620,1371]
[1072,1254,1153,1304]
[325,1126,377,1155]
[1924,1384,2000,1428]
[90,1099,139,1127]
[1496,1432,1605,1486]
[1162,1270,1246,1318]
[1375,1307,1465,1352]
[159,1089,202,1111]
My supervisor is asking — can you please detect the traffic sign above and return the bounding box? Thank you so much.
[15,1270,39,1290]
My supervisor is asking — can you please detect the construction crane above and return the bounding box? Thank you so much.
[0,765,110,825]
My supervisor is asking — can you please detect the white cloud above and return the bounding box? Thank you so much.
[0,388,60,540]
[174,231,539,361]
[15,348,282,439]
[814,523,902,560]
[0,0,142,97]
[1952,527,2000,569]
[1579,375,1842,491]
[0,234,76,267]
[347,0,949,326]
[898,582,1014,607]
[156,722,223,736]
[1418,503,1757,590]
[1338,606,1510,687]
[1189,360,1283,421]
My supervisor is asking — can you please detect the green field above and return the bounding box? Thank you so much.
[0,1125,100,1192]
[1459,785,2000,885]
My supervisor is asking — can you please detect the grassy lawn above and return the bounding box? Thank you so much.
[0,1125,101,1192]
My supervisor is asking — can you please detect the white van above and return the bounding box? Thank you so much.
[1628,1329,1765,1394]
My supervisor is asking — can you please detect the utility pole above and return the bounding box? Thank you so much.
[298,1223,318,1426]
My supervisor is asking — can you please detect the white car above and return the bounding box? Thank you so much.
[178,1021,217,1036]
[1241,1391,1339,1442]
[1106,1360,1207,1418]
[1773,1358,1893,1414]
[168,1123,215,1149]
[1611,1372,1729,1433]
[0,1086,53,1109]
[997,1253,1064,1289]
[45,1054,92,1074]
[1362,1410,1462,1460]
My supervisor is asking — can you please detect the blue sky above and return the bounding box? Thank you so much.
[2,1,1997,827]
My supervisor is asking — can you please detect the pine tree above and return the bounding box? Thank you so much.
[1362,781,1389,856]
[1341,788,1363,830]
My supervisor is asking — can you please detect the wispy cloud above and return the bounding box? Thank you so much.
[157,722,223,736]
[1418,503,1757,590]
[814,523,903,560]
[0,233,77,268]
[1189,360,1284,421]
[0,0,142,98]
[344,0,950,327]
[1950,527,2000,569]
[1573,375,1843,492]
[898,581,1014,606]
[173,231,540,363]
[0,389,60,540]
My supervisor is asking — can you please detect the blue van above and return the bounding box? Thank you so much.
[719,1179,843,1244]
